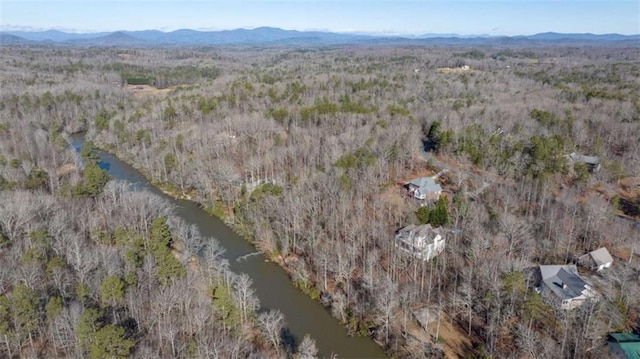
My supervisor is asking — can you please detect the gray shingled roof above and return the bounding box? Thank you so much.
[589,247,613,267]
[395,224,440,247]
[568,152,600,166]
[539,265,589,300]
[407,177,442,195]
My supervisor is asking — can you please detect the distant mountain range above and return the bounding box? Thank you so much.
[1,27,638,47]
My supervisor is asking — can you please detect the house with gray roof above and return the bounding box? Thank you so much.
[394,224,445,261]
[567,152,601,172]
[538,264,598,310]
[405,177,442,201]
[578,247,614,271]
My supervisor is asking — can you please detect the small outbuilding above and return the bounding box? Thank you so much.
[567,152,601,172]
[578,247,614,271]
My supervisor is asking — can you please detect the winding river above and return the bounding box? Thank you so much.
[71,135,387,358]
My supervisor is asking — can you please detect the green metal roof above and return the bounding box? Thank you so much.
[610,333,640,359]
[611,333,640,342]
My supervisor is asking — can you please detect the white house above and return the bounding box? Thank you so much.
[405,177,442,201]
[394,224,445,261]
[538,265,598,310]
[578,247,614,271]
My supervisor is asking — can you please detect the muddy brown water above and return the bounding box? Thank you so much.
[71,135,387,358]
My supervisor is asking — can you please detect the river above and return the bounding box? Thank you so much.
[70,135,387,359]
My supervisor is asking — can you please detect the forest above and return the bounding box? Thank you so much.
[0,44,639,358]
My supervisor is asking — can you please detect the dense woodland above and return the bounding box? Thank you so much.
[0,44,639,358]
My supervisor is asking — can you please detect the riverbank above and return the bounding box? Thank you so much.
[115,151,357,317]
[80,137,388,358]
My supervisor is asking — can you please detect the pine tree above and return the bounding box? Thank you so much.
[149,217,186,285]
[45,296,63,321]
[11,283,39,343]
[0,295,10,335]
[79,141,100,163]
[90,325,134,359]
[426,121,442,151]
[429,197,449,227]
[416,206,430,224]
[83,162,110,195]
[77,308,102,351]
[98,276,125,306]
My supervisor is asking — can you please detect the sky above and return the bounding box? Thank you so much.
[1,0,639,36]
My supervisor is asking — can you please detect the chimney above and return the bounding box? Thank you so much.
[562,282,567,289]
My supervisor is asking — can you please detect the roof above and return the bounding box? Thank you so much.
[610,333,640,343]
[407,177,442,194]
[568,152,600,166]
[539,265,590,300]
[589,247,614,266]
[609,333,640,359]
[395,224,441,248]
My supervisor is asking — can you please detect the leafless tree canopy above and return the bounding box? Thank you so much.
[1,44,639,358]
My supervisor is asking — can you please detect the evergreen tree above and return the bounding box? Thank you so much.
[77,308,102,351]
[416,206,430,224]
[72,162,110,197]
[212,284,241,328]
[98,275,125,306]
[24,168,49,191]
[80,141,100,163]
[429,197,450,227]
[573,162,589,183]
[76,282,91,302]
[83,162,110,195]
[426,121,442,150]
[90,325,134,359]
[149,217,186,285]
[164,152,177,174]
[0,295,10,335]
[150,217,172,248]
[45,296,63,321]
[155,250,186,286]
[11,283,39,342]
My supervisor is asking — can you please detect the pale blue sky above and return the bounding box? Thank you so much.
[1,0,638,35]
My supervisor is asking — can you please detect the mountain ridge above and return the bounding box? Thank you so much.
[1,27,638,46]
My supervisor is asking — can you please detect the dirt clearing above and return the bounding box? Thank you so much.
[126,84,173,97]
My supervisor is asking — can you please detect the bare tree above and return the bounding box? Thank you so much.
[296,334,318,359]
[232,273,259,325]
[257,309,285,354]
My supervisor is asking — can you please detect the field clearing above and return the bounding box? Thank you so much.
[117,53,136,60]
[125,84,173,97]
[55,163,77,176]
[437,67,473,74]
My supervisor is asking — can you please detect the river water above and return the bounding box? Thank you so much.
[71,136,387,358]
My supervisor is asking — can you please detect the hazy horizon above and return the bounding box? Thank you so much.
[1,0,638,36]
[2,25,639,38]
